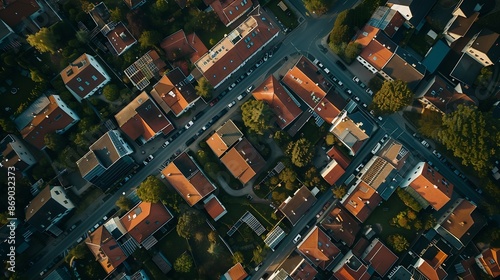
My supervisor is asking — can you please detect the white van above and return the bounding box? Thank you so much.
[371,143,381,154]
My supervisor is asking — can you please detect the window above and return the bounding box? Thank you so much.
[77,77,82,82]
[64,200,68,204]
[54,114,62,121]
[489,259,496,264]
[92,75,98,81]
[85,81,90,85]
[55,190,60,195]
[78,86,84,91]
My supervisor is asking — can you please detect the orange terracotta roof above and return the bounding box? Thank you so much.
[220,138,266,184]
[342,181,382,222]
[85,226,127,274]
[211,0,253,26]
[377,139,409,170]
[119,202,173,244]
[226,262,248,280]
[162,153,216,206]
[361,238,398,277]
[0,0,40,27]
[354,25,380,48]
[105,22,136,56]
[326,146,351,170]
[204,195,227,221]
[321,207,360,247]
[161,30,208,63]
[298,226,340,270]
[252,75,302,128]
[333,251,371,280]
[320,159,345,186]
[115,92,174,141]
[416,257,448,280]
[477,248,500,278]
[359,39,394,70]
[206,120,244,157]
[186,33,208,63]
[409,162,453,210]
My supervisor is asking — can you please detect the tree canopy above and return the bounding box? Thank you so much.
[27,27,59,54]
[174,253,193,273]
[418,109,443,139]
[136,176,166,203]
[332,185,347,199]
[232,251,245,264]
[279,167,297,190]
[116,196,133,212]
[241,99,273,135]
[303,0,330,15]
[176,210,203,239]
[371,80,414,114]
[286,138,314,167]
[195,77,213,99]
[437,105,499,175]
[44,132,67,151]
[387,234,409,253]
[103,84,120,101]
[139,30,161,49]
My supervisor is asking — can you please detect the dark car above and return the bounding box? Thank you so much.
[336,60,347,71]
[186,137,196,146]
[194,111,205,120]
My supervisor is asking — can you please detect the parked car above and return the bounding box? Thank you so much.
[337,80,343,87]
[143,154,154,165]
[381,134,389,143]
[228,83,236,90]
[209,97,219,106]
[432,150,442,159]
[353,96,360,102]
[371,143,382,154]
[162,140,170,148]
[421,140,430,148]
[184,121,194,129]
[352,76,360,83]
[336,60,347,70]
[366,88,374,95]
[293,234,302,244]
[361,102,368,108]
[345,88,352,95]
[247,85,254,93]
[355,163,364,172]
[377,116,383,121]
[324,67,330,74]
[228,100,236,108]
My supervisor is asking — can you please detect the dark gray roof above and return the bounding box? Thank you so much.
[383,47,426,90]
[471,29,500,61]
[447,12,478,37]
[279,186,317,225]
[450,52,483,85]
[407,0,438,26]
[455,0,486,17]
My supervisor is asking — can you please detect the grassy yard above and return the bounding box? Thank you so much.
[265,0,299,29]
[1,74,36,114]
[197,22,232,48]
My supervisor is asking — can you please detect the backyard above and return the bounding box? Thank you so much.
[0,74,36,116]
[264,0,299,30]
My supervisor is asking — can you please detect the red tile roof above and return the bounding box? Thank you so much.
[210,0,253,26]
[354,25,379,48]
[361,238,398,277]
[321,207,360,247]
[477,248,500,278]
[204,195,227,221]
[119,202,173,244]
[320,159,345,186]
[115,92,174,142]
[333,251,371,280]
[0,0,40,27]
[195,9,279,87]
[326,146,351,170]
[85,226,127,274]
[342,181,382,222]
[252,75,302,129]
[105,22,137,56]
[160,30,208,63]
[220,138,266,184]
[226,263,248,280]
[415,253,448,280]
[297,226,340,270]
[359,39,394,70]
[407,162,453,210]
[60,53,109,100]
[206,120,243,157]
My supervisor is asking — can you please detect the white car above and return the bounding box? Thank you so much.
[324,68,330,74]
[366,88,374,95]
[355,163,364,172]
[228,100,236,108]
[237,94,244,101]
[352,76,360,83]
[185,121,194,129]
[371,143,382,154]
[345,89,352,95]
[381,134,388,143]
[247,85,254,93]
[353,96,360,102]
[293,234,302,244]
[421,140,430,148]
[162,140,170,148]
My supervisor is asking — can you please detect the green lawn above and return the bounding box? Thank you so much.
[197,22,232,48]
[265,0,299,29]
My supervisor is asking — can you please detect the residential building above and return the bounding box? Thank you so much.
[85,226,128,274]
[206,0,254,27]
[386,0,438,30]
[456,257,481,280]
[321,206,360,247]
[124,50,166,91]
[443,0,485,45]
[268,253,318,280]
[88,2,110,29]
[416,75,476,114]
[329,111,371,156]
[435,198,486,250]
[150,68,199,116]
[0,0,44,32]
[282,56,345,124]
[206,120,244,158]
[422,40,450,74]
[359,156,396,192]
[475,247,500,278]
[222,262,248,280]
[13,94,79,150]
[361,238,399,277]
[252,75,302,129]
[342,181,382,222]
[380,46,426,90]
[102,22,137,56]
[194,6,280,88]
[367,6,405,38]
[0,134,36,174]
[160,29,208,63]
[387,266,414,279]
[411,236,450,280]
[25,186,75,233]
[332,251,372,280]
[320,158,345,186]
[203,194,227,221]
[326,146,351,170]
[60,53,111,102]
[220,138,266,184]
[115,91,174,144]
[278,186,317,226]
[297,226,341,270]
[0,19,14,46]
[161,153,216,206]
[354,25,398,74]
[377,138,410,171]
[76,130,135,190]
[401,162,454,211]
[123,0,147,9]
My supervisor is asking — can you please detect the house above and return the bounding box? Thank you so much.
[85,226,127,274]
[0,134,36,174]
[60,53,111,102]
[222,262,248,280]
[203,194,227,221]
[0,19,14,46]
[475,247,500,278]
[13,94,79,150]
[124,50,166,91]
[160,29,208,63]
[456,257,481,280]
[411,238,449,280]
[88,2,110,29]
[342,181,382,222]
[119,202,173,248]
[25,186,75,233]
[321,206,360,247]
[367,6,405,38]
[332,251,372,280]
[443,0,485,45]
[207,0,254,27]
[123,0,147,9]
[401,162,454,211]
[416,75,476,114]
[150,68,199,116]
[194,6,280,88]
[320,159,345,186]
[220,138,266,184]
[326,146,351,170]
[354,25,398,74]
[282,56,344,124]
[161,153,216,206]
[297,226,341,270]
[377,138,410,170]
[422,40,450,74]
[329,111,370,156]
[361,238,399,277]
[252,75,302,129]
[0,0,44,32]
[115,91,174,144]
[206,120,244,158]
[269,253,318,280]
[435,198,486,250]
[386,0,438,30]
[380,47,426,90]
[103,22,137,56]
[278,186,317,226]
[359,156,396,192]
[76,130,135,190]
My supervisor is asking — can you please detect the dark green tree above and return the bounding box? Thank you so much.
[232,251,244,264]
[29,69,46,83]
[418,109,443,139]
[372,80,414,114]
[139,30,161,49]
[103,84,120,101]
[303,0,329,15]
[304,167,322,188]
[65,243,88,263]
[136,176,166,203]
[241,100,273,135]
[26,27,59,54]
[116,196,133,212]
[44,132,67,151]
[279,167,297,190]
[110,7,125,22]
[0,118,16,133]
[368,76,384,92]
[344,42,362,63]
[396,188,422,212]
[286,138,314,167]
[174,253,193,273]
[252,245,267,264]
[75,30,90,44]
[332,185,347,199]
[195,77,213,99]
[176,210,203,239]
[387,234,409,253]
[272,191,287,204]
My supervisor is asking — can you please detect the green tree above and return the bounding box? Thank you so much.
[139,30,161,49]
[75,30,90,44]
[65,243,88,263]
[176,210,203,239]
[272,191,287,204]
[344,42,362,63]
[279,167,296,190]
[136,176,166,203]
[44,132,67,151]
[252,245,267,264]
[232,251,244,264]
[418,109,443,139]
[274,130,291,147]
[30,69,46,83]
[80,0,94,12]
[0,118,16,134]
[303,0,329,15]
[174,253,193,273]
[116,196,133,212]
[368,76,384,92]
[475,66,493,87]
[423,214,437,230]
[195,77,213,99]
[286,138,314,167]
[437,105,499,175]
[241,100,273,135]
[110,7,125,22]
[304,167,322,188]
[26,27,59,54]
[387,234,409,253]
[396,188,422,212]
[103,84,120,101]
[208,231,218,243]
[325,133,336,146]
[372,80,413,114]
[332,185,347,199]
